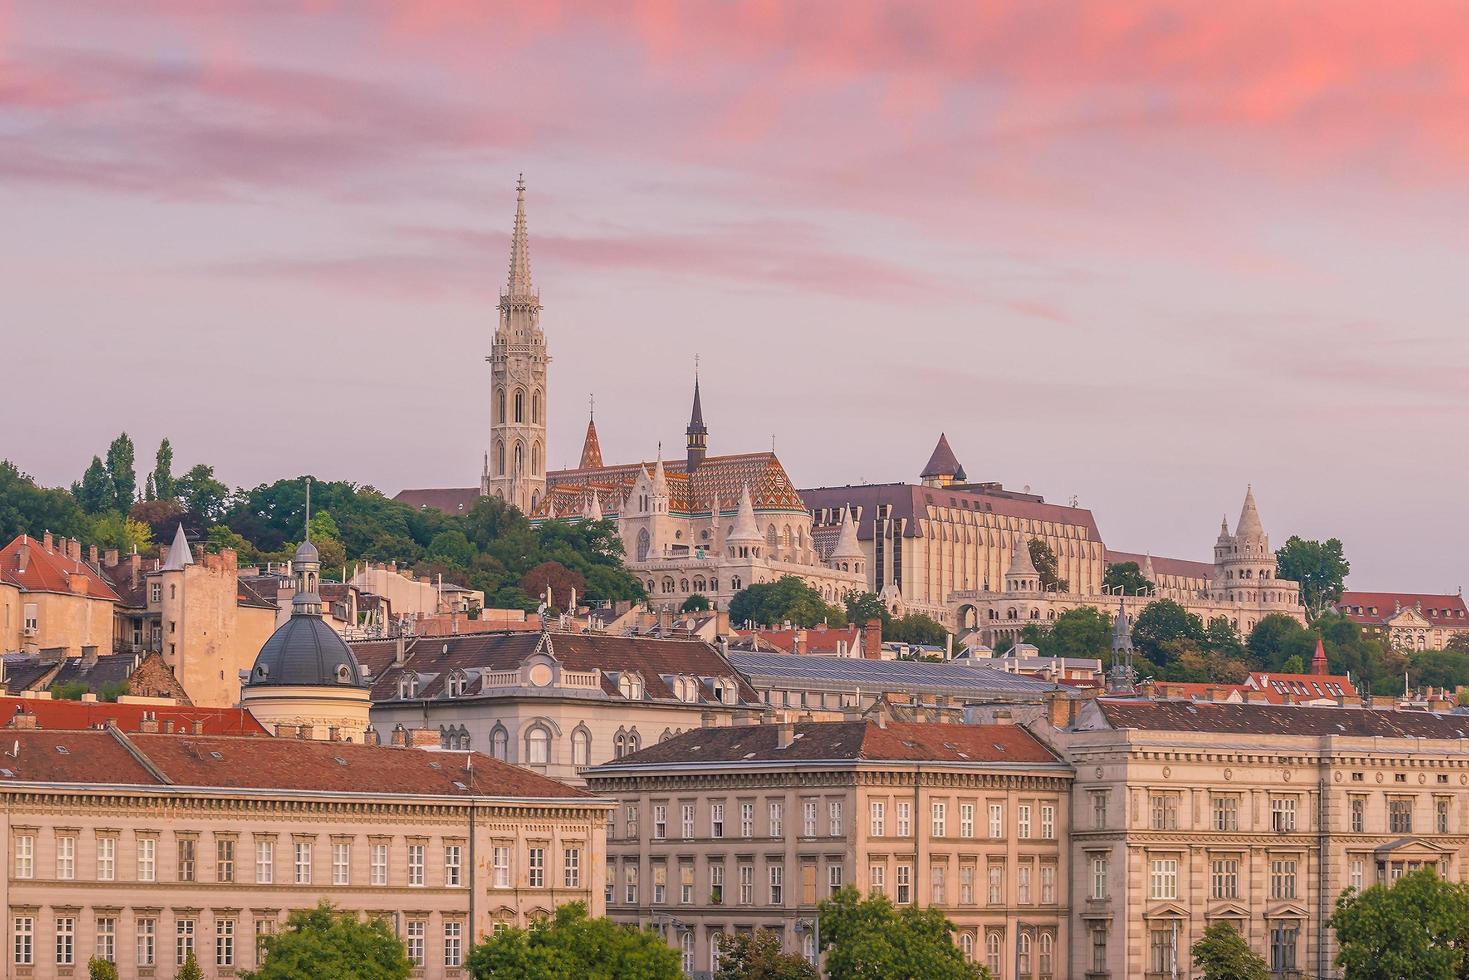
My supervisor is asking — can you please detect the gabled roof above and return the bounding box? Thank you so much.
[592,720,1064,769]
[1105,550,1214,582]
[0,535,119,602]
[920,433,962,478]
[798,484,1102,541]
[1335,591,1469,628]
[1243,671,1357,702]
[391,487,481,514]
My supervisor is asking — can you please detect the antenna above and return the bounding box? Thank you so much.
[304,477,313,542]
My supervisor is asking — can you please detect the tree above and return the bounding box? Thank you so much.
[1033,606,1111,659]
[1131,599,1205,667]
[1448,633,1469,655]
[242,901,411,980]
[88,955,119,980]
[818,888,985,980]
[0,460,91,540]
[1191,921,1269,980]
[1028,538,1068,592]
[520,561,587,611]
[888,613,948,648]
[153,438,175,500]
[465,902,680,980]
[1103,561,1153,595]
[75,456,113,514]
[843,591,891,631]
[176,949,203,980]
[1245,614,1314,671]
[105,432,136,511]
[89,512,152,555]
[1330,867,1469,980]
[714,930,818,980]
[729,576,844,629]
[175,464,231,523]
[1275,536,1349,622]
[681,593,711,613]
[49,680,89,701]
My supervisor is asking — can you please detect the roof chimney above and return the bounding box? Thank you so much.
[42,531,53,552]
[162,720,174,734]
[103,548,119,567]
[15,543,28,574]
[191,720,204,735]
[776,720,795,750]
[67,538,82,562]
[87,545,98,564]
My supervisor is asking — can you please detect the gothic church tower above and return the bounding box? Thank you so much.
[482,176,549,512]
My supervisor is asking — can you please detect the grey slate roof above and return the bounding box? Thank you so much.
[728,653,1064,699]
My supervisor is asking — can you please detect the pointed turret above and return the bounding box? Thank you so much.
[586,492,603,522]
[506,173,534,298]
[1107,599,1137,694]
[1003,534,1039,592]
[1311,635,1329,676]
[579,414,604,470]
[651,446,668,497]
[686,372,709,472]
[728,484,761,545]
[162,523,194,571]
[920,433,962,487]
[1235,485,1265,541]
[1112,601,1133,652]
[1142,552,1156,583]
[830,506,863,561]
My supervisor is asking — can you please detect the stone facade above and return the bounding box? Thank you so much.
[0,533,118,659]
[0,727,607,980]
[587,718,1072,978]
[1334,590,1469,651]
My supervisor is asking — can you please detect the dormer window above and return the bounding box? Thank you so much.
[618,673,644,701]
[447,671,468,697]
[335,664,352,684]
[714,678,737,705]
[398,673,419,699]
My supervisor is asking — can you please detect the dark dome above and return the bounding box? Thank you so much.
[247,615,367,688]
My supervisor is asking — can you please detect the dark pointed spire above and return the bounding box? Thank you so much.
[579,400,604,470]
[920,433,961,484]
[686,362,709,472]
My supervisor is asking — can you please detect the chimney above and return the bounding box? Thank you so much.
[364,727,381,746]
[67,538,82,562]
[162,720,175,734]
[140,715,160,734]
[129,552,141,588]
[296,725,309,739]
[408,728,439,748]
[191,720,204,735]
[390,725,408,747]
[15,543,28,574]
[394,634,407,667]
[104,548,119,567]
[864,619,883,660]
[776,720,795,750]
[81,646,99,668]
[1046,694,1075,729]
[42,531,53,552]
[88,544,98,564]
[9,708,36,730]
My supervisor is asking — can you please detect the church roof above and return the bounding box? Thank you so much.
[579,418,604,470]
[540,451,807,518]
[506,174,534,297]
[829,506,863,560]
[1007,533,1039,577]
[688,376,706,431]
[799,484,1102,542]
[920,433,961,478]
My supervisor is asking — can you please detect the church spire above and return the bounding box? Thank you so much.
[579,400,604,470]
[506,173,534,298]
[686,363,708,473]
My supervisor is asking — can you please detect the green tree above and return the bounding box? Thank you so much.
[1203,616,1245,659]
[176,949,203,980]
[818,888,985,980]
[75,456,114,514]
[49,680,89,700]
[1330,867,1469,980]
[0,461,90,541]
[175,464,231,523]
[1103,561,1153,595]
[153,438,175,500]
[1411,650,1469,691]
[89,512,152,555]
[465,902,680,979]
[843,591,892,631]
[1191,921,1269,980]
[243,901,411,980]
[1275,535,1349,622]
[1032,606,1111,659]
[144,471,155,501]
[1245,613,1314,671]
[888,613,949,648]
[206,524,253,559]
[1131,599,1205,667]
[681,593,711,613]
[730,576,845,629]
[105,432,137,511]
[88,955,119,980]
[426,529,476,569]
[1281,654,1306,674]
[714,930,818,980]
[1028,538,1068,592]
[520,561,587,612]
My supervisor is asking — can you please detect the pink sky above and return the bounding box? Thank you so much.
[4,1,1468,591]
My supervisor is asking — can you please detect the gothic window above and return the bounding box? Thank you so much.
[495,440,505,476]
[496,387,506,424]
[532,442,542,476]
[513,442,524,474]
[731,576,742,591]
[618,673,644,701]
[661,577,675,595]
[571,726,591,767]
[637,529,651,562]
[490,725,509,761]
[767,525,778,548]
[514,389,525,423]
[447,671,468,697]
[532,390,542,424]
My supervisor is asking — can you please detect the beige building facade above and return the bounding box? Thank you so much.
[0,727,608,980]
[0,533,118,659]
[1335,590,1469,651]
[587,717,1072,979]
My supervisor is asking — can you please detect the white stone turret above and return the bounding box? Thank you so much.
[828,506,865,576]
[1004,534,1039,593]
[586,492,603,522]
[162,524,194,571]
[727,485,762,559]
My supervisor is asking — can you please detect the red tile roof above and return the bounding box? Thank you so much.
[0,729,591,799]
[1243,671,1358,702]
[543,452,807,516]
[594,720,1064,768]
[0,696,267,735]
[731,626,861,656]
[1335,592,1469,628]
[0,534,119,602]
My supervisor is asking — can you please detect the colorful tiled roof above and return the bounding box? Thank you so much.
[540,451,807,518]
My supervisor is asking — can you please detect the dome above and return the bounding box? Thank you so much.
[247,615,367,688]
[294,538,320,563]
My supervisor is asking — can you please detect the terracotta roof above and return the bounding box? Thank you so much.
[1105,550,1214,582]
[0,696,267,735]
[1141,681,1245,701]
[1335,592,1469,628]
[541,452,807,517]
[1243,671,1358,702]
[920,433,962,478]
[352,631,760,704]
[593,720,1063,768]
[0,534,120,602]
[1093,699,1469,738]
[799,483,1102,541]
[731,626,861,656]
[0,729,590,799]
[392,487,481,514]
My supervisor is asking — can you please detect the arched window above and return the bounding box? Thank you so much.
[661,577,675,595]
[985,932,1003,974]
[1038,932,1053,976]
[513,441,524,474]
[513,389,525,423]
[618,673,643,700]
[637,529,651,562]
[613,728,628,759]
[1018,931,1031,975]
[531,442,541,476]
[495,387,507,424]
[627,729,642,754]
[960,933,975,961]
[572,727,591,767]
[398,673,418,699]
[447,670,468,697]
[490,726,508,761]
[525,726,550,767]
[731,576,742,591]
[532,390,541,424]
[767,525,777,548]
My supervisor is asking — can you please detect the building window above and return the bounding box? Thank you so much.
[1350,797,1365,833]
[97,836,115,881]
[1270,922,1299,974]
[1150,858,1179,900]
[216,839,235,883]
[1271,859,1298,900]
[1092,790,1108,829]
[1090,854,1108,900]
[406,921,425,968]
[679,861,694,904]
[625,804,639,839]
[1390,798,1413,834]
[1271,796,1298,832]
[1151,792,1180,831]
[333,843,350,885]
[56,834,75,880]
[1350,857,1365,891]
[741,802,755,838]
[1091,926,1108,972]
[626,865,639,904]
[493,846,511,888]
[55,916,75,966]
[1041,863,1056,904]
[175,918,195,967]
[1149,927,1178,976]
[528,847,545,889]
[804,799,819,837]
[681,804,696,839]
[1213,795,1240,832]
[829,863,844,896]
[136,917,156,967]
[572,728,590,767]
[370,843,388,886]
[562,846,581,889]
[255,840,274,884]
[871,801,886,837]
[1018,802,1032,839]
[138,837,156,882]
[1041,802,1055,839]
[13,916,33,966]
[1438,798,1451,834]
[444,922,462,969]
[491,727,509,760]
[215,918,235,968]
[830,800,844,836]
[931,864,947,904]
[1212,858,1240,899]
[1018,930,1032,976]
[988,803,1004,838]
[711,803,724,838]
[960,803,975,838]
[1018,862,1032,904]
[96,917,116,964]
[768,863,784,905]
[738,863,753,905]
[295,841,312,884]
[770,801,784,839]
[895,864,912,904]
[653,804,667,840]
[13,835,32,879]
[896,801,912,837]
[988,863,1004,905]
[870,863,886,897]
[986,931,1003,975]
[710,863,724,904]
[932,801,947,838]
